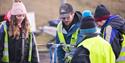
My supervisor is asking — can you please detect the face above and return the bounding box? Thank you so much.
[16,14,25,25]
[60,12,74,26]
[96,20,106,27]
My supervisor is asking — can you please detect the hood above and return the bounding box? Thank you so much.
[73,11,82,23]
[109,15,125,32]
[76,33,99,46]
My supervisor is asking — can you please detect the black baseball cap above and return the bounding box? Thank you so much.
[59,3,74,18]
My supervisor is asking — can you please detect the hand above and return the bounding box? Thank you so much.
[64,55,72,63]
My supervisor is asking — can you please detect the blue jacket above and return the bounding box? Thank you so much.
[55,11,82,63]
[101,15,124,59]
[0,22,39,63]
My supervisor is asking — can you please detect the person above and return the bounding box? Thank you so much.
[0,2,39,63]
[94,4,125,63]
[76,9,93,45]
[55,3,82,63]
[71,16,115,63]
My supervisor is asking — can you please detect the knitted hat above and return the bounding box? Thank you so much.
[94,4,110,21]
[80,17,97,34]
[11,2,27,15]
[82,10,93,17]
[59,3,74,18]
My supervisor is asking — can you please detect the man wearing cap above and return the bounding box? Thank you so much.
[94,4,125,63]
[71,16,115,63]
[56,3,82,63]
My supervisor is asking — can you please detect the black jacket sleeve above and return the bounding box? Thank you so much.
[31,33,40,63]
[71,46,90,63]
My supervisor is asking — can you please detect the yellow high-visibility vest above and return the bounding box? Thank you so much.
[78,36,115,63]
[1,21,32,62]
[57,21,79,52]
[116,34,125,63]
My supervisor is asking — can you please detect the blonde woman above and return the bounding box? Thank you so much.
[0,2,39,63]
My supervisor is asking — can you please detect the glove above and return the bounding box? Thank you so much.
[64,50,75,63]
[64,55,72,63]
[63,44,72,53]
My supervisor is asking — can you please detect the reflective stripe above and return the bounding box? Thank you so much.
[105,25,112,42]
[28,33,32,62]
[121,47,125,52]
[3,51,8,56]
[116,56,125,62]
[2,21,9,62]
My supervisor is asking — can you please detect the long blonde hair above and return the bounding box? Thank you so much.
[9,15,30,39]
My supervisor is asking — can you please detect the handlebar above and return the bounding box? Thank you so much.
[47,43,76,49]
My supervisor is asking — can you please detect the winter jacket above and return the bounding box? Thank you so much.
[101,15,124,59]
[0,22,39,63]
[55,11,82,63]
